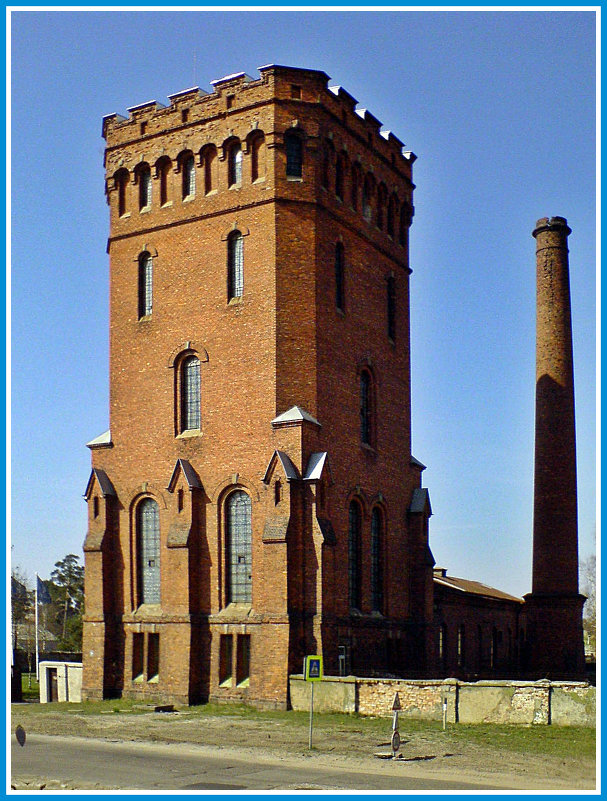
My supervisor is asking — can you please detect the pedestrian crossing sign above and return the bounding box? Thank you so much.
[304,655,323,681]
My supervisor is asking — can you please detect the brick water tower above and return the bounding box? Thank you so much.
[524,216,586,678]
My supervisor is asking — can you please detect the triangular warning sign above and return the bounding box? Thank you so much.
[392,692,401,711]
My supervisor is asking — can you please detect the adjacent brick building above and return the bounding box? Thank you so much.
[81,67,584,708]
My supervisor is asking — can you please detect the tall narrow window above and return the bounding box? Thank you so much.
[348,501,362,610]
[362,174,373,221]
[251,133,266,182]
[371,507,384,613]
[335,153,345,199]
[219,634,233,685]
[202,145,216,194]
[387,275,396,341]
[147,633,159,680]
[181,355,201,431]
[350,164,360,210]
[335,242,345,312]
[138,164,152,210]
[115,169,129,217]
[377,184,386,229]
[226,490,252,604]
[360,370,372,445]
[156,157,171,207]
[439,625,447,668]
[137,498,160,605]
[321,141,332,189]
[285,132,303,178]
[182,154,195,198]
[236,634,251,685]
[227,230,244,300]
[138,252,153,318]
[387,194,397,238]
[132,633,144,679]
[228,143,242,187]
[457,625,465,668]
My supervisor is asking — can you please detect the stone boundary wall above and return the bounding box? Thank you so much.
[289,676,595,726]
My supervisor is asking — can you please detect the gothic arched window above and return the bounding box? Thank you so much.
[348,500,362,610]
[371,507,384,613]
[225,490,252,604]
[181,355,201,431]
[138,252,153,319]
[137,498,160,605]
[227,230,244,300]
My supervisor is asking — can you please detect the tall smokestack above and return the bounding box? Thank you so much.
[524,216,585,678]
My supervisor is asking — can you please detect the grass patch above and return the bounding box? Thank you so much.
[20,673,39,700]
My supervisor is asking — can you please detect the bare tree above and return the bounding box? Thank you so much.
[580,554,596,655]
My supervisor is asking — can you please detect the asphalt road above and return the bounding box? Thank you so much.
[12,734,506,791]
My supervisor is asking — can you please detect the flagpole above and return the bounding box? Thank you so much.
[35,574,40,681]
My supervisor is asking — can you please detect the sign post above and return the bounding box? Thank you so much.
[303,655,323,750]
[391,692,402,759]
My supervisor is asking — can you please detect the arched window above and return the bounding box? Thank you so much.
[371,507,384,613]
[156,156,171,207]
[136,498,160,605]
[181,355,200,431]
[360,369,372,445]
[227,230,244,300]
[350,163,360,210]
[387,194,397,238]
[228,142,242,187]
[138,252,153,318]
[251,133,266,181]
[225,490,252,604]
[335,242,345,312]
[376,184,387,229]
[348,500,362,610]
[137,163,152,210]
[285,131,303,178]
[114,168,129,217]
[201,145,217,194]
[335,152,347,200]
[387,275,396,342]
[182,154,195,199]
[362,174,374,221]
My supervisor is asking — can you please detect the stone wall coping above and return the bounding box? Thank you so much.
[290,675,591,689]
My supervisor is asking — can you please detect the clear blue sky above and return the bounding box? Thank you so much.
[10,8,597,599]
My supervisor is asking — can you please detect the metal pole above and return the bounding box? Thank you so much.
[442,696,447,731]
[308,681,314,749]
[35,575,39,681]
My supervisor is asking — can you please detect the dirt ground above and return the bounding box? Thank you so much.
[11,704,597,792]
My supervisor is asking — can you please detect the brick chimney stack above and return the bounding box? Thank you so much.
[524,216,585,678]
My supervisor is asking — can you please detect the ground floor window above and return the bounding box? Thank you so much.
[219,634,233,687]
[236,635,250,686]
[131,632,159,682]
[147,633,160,681]
[132,633,144,680]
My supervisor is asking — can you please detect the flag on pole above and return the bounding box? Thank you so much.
[36,576,51,605]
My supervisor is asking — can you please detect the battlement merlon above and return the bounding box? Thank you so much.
[101,64,415,168]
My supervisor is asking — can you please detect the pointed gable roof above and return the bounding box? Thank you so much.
[303,452,331,482]
[83,468,116,500]
[166,459,202,492]
[86,430,113,449]
[263,450,300,483]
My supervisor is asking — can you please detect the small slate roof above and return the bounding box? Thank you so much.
[167,459,202,491]
[304,452,328,481]
[271,406,321,427]
[86,430,112,448]
[409,487,432,516]
[83,468,116,499]
[410,456,427,471]
[263,450,299,483]
[434,573,523,604]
